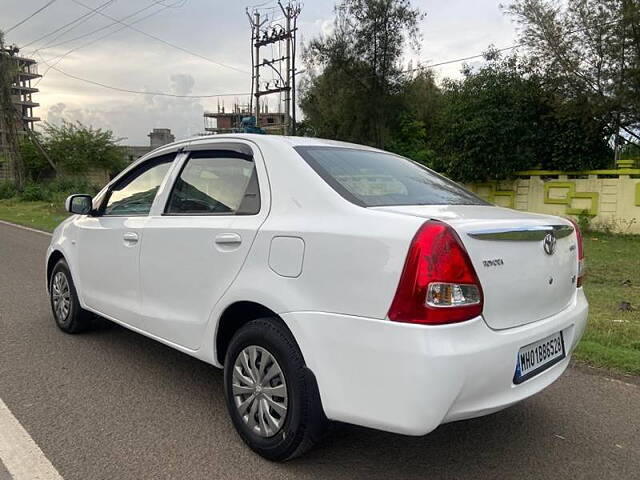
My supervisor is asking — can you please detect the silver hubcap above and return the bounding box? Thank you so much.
[52,272,71,322]
[232,345,288,438]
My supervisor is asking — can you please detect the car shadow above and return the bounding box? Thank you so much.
[290,405,553,478]
[82,318,564,479]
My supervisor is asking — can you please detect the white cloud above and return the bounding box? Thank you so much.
[44,80,206,146]
[169,73,195,96]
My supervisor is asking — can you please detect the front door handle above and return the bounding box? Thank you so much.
[123,232,139,245]
[215,233,242,245]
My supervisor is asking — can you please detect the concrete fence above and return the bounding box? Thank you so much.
[83,168,111,186]
[465,162,640,234]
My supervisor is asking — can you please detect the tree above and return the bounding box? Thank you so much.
[386,113,435,163]
[298,0,619,179]
[21,121,125,180]
[401,70,442,138]
[385,70,441,163]
[430,52,611,182]
[300,0,424,148]
[20,132,50,181]
[504,0,640,149]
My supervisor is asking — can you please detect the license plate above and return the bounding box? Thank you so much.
[513,331,566,384]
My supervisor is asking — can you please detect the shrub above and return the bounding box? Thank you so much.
[576,212,592,234]
[9,178,100,204]
[20,183,50,202]
[48,177,98,195]
[0,181,17,200]
[46,178,98,204]
[40,121,126,176]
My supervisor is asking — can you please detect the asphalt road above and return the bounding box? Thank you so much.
[0,221,639,480]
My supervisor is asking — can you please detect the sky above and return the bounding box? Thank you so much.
[3,0,519,145]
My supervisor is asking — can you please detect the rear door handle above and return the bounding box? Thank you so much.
[123,232,139,245]
[215,233,242,245]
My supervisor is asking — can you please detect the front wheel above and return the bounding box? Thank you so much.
[49,259,92,333]
[223,318,327,461]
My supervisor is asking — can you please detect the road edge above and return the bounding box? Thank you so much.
[570,360,640,387]
[0,219,53,237]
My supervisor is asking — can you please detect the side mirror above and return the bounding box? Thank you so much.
[65,194,93,215]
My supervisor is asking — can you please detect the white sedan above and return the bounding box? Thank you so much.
[46,134,588,460]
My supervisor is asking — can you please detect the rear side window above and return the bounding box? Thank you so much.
[165,150,260,215]
[294,146,488,207]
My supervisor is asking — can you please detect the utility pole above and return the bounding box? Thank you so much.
[252,11,262,126]
[283,3,291,135]
[290,9,299,135]
[279,1,302,135]
[247,2,301,134]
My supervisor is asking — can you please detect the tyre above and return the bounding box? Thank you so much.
[49,259,92,333]
[223,318,327,461]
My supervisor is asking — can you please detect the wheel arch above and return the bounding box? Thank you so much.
[215,301,283,365]
[46,249,66,291]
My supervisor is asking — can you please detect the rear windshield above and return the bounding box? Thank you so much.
[294,146,488,207]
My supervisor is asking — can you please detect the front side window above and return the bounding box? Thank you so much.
[294,146,488,207]
[165,150,259,215]
[102,155,174,216]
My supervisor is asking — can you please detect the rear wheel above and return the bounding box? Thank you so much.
[223,318,326,461]
[49,259,92,333]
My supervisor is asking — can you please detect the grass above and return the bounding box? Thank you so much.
[0,198,68,232]
[0,199,638,375]
[575,232,640,375]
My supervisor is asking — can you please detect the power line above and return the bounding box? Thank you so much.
[5,0,59,34]
[20,0,116,49]
[71,0,250,74]
[247,0,276,10]
[35,0,179,53]
[37,57,249,98]
[29,1,124,55]
[410,45,519,72]
[34,0,181,87]
[403,18,623,75]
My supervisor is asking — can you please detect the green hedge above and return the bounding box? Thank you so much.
[1,178,99,203]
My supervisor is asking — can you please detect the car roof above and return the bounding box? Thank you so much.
[215,134,384,152]
[127,134,386,175]
[141,134,381,157]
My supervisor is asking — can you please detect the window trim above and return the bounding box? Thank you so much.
[184,142,253,156]
[162,148,261,217]
[97,153,176,217]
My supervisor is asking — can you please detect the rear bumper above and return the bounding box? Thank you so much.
[282,288,588,435]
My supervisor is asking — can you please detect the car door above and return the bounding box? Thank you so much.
[138,142,269,350]
[76,153,176,327]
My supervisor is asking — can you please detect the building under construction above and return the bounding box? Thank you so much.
[12,55,41,131]
[203,102,285,134]
[0,46,41,181]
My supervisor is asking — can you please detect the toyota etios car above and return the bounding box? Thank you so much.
[47,134,588,460]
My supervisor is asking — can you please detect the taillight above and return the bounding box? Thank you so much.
[388,220,483,325]
[567,218,585,287]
